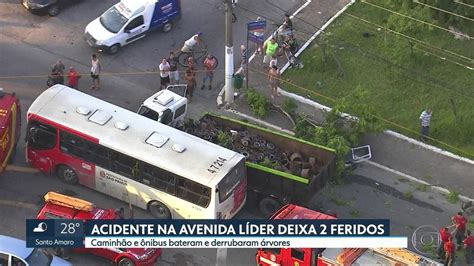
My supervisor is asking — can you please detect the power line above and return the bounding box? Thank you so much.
[235,4,474,100]
[247,65,474,158]
[412,44,474,70]
[345,12,474,66]
[414,0,474,21]
[362,1,472,39]
[454,0,474,8]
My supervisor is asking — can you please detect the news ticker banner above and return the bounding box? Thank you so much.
[27,219,407,249]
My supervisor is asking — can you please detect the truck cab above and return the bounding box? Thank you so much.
[84,0,181,54]
[138,85,187,128]
[0,89,21,172]
[256,204,336,266]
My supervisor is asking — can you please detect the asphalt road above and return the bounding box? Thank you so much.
[0,0,468,265]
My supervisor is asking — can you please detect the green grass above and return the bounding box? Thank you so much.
[446,191,459,203]
[283,2,474,158]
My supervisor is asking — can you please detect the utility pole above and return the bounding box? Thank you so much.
[224,0,234,105]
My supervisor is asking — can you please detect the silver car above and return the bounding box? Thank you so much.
[0,235,71,266]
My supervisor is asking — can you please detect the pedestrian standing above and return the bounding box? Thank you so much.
[444,236,456,266]
[67,67,81,89]
[52,60,65,84]
[184,58,196,102]
[237,45,248,79]
[263,38,279,67]
[438,227,451,260]
[464,230,474,264]
[452,212,468,249]
[90,54,101,90]
[254,17,265,55]
[168,52,179,84]
[268,65,280,99]
[279,14,293,41]
[269,54,278,69]
[159,58,171,90]
[202,54,217,90]
[419,107,432,142]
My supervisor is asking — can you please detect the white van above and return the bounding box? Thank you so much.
[138,85,188,128]
[84,0,181,54]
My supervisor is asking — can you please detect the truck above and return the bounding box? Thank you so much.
[137,84,188,128]
[37,192,161,265]
[256,204,442,266]
[0,89,21,172]
[84,0,181,54]
[180,113,337,217]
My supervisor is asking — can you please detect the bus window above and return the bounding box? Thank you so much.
[177,178,211,208]
[218,159,245,203]
[60,131,87,158]
[112,152,139,180]
[87,142,110,169]
[141,163,176,195]
[27,121,57,150]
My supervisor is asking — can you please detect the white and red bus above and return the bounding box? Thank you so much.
[26,85,246,219]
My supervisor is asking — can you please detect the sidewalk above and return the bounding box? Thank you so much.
[228,0,474,199]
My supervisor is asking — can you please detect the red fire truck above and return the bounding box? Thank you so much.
[256,204,336,266]
[256,204,441,266]
[0,89,21,172]
[37,192,161,266]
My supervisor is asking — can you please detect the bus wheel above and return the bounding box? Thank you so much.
[148,201,171,219]
[58,165,78,184]
[259,197,281,218]
[117,257,135,266]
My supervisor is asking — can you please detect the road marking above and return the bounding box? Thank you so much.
[216,248,227,266]
[0,199,37,210]
[6,165,40,173]
[365,160,474,202]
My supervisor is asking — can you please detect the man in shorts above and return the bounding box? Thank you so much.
[168,52,179,84]
[159,58,171,90]
[202,54,217,90]
[181,32,204,53]
[263,38,278,67]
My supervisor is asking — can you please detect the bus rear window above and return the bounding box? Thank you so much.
[218,159,245,203]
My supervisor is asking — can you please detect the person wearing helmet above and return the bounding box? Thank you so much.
[181,32,204,53]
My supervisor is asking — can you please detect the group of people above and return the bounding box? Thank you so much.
[438,211,473,265]
[48,54,102,90]
[158,32,217,102]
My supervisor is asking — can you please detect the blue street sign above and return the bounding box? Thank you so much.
[247,20,266,31]
[247,20,266,44]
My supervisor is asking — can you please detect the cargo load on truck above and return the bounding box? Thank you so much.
[182,113,337,217]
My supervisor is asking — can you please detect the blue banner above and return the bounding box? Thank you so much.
[248,20,266,44]
[26,219,84,248]
[84,219,390,237]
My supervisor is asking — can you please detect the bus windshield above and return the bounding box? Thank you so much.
[218,159,245,203]
[100,6,128,33]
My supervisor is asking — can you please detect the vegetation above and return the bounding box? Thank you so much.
[284,1,474,158]
[446,190,459,203]
[416,184,428,192]
[282,98,297,115]
[245,89,269,118]
[216,130,232,148]
[294,87,383,181]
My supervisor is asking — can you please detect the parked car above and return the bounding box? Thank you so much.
[20,0,81,16]
[0,235,71,266]
[37,192,161,266]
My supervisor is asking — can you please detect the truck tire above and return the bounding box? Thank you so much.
[259,197,281,218]
[148,201,171,219]
[162,22,173,33]
[117,257,135,266]
[108,44,120,55]
[48,5,60,16]
[57,165,78,184]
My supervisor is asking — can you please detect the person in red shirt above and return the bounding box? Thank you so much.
[464,230,474,264]
[444,236,455,266]
[67,67,81,89]
[452,211,468,248]
[438,227,451,260]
